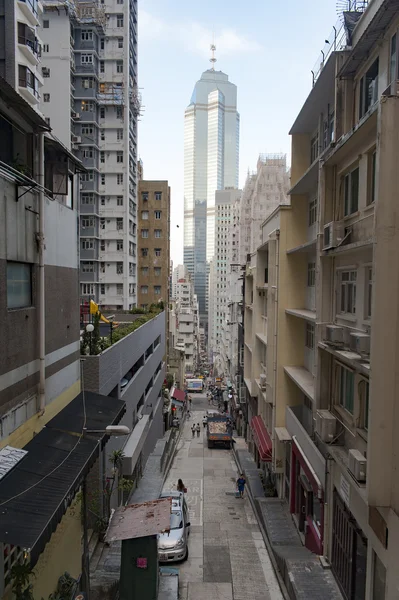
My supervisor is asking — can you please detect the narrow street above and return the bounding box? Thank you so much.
[163,393,283,600]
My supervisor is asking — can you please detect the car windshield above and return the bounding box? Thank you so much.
[170,511,183,530]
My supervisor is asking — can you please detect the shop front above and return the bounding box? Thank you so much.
[289,437,323,555]
[249,415,272,467]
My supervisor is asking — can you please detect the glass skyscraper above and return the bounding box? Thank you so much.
[184,66,239,331]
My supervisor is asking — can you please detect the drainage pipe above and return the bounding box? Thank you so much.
[38,132,46,415]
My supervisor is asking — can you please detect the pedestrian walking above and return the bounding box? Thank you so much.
[177,478,187,493]
[188,395,192,410]
[196,423,201,437]
[191,423,196,438]
[236,474,246,499]
[202,415,207,429]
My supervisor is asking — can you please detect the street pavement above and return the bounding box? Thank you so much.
[163,393,283,600]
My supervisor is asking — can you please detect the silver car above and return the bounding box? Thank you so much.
[158,491,190,562]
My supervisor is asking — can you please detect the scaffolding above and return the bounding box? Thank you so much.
[97,83,124,105]
[129,87,142,117]
[75,0,106,29]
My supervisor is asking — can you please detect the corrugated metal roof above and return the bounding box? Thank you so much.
[105,498,171,543]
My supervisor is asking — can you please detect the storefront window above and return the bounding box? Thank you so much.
[372,551,386,599]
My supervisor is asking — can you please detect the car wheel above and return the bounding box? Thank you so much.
[183,545,189,561]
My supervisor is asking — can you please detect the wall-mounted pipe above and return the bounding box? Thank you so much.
[38,132,46,415]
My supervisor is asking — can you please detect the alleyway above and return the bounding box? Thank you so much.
[163,394,283,600]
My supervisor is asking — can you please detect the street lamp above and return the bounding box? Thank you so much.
[86,323,94,355]
[81,426,131,599]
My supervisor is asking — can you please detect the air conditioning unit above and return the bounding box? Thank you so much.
[72,111,80,119]
[71,135,81,144]
[260,373,267,390]
[348,449,367,482]
[315,410,337,442]
[325,325,344,345]
[350,332,370,355]
[323,221,344,250]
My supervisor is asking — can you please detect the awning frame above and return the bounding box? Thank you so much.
[250,415,272,462]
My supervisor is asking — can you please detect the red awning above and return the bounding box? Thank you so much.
[250,415,272,461]
[172,389,185,402]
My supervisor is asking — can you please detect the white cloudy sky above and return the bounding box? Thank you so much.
[137,0,339,264]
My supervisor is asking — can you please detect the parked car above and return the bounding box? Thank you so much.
[157,491,190,562]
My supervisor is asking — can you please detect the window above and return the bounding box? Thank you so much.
[141,210,149,220]
[142,248,148,257]
[117,239,123,251]
[82,194,94,204]
[129,263,134,276]
[309,199,317,226]
[81,54,93,64]
[42,67,50,78]
[116,262,123,274]
[310,133,319,163]
[100,151,105,163]
[141,267,149,275]
[43,93,50,102]
[117,284,123,295]
[117,174,123,185]
[117,0,123,3]
[339,269,357,314]
[116,60,123,73]
[154,267,161,276]
[115,195,123,206]
[154,229,161,238]
[141,286,148,295]
[129,242,135,256]
[100,38,104,50]
[82,101,94,112]
[142,191,148,201]
[154,286,161,295]
[155,210,161,219]
[81,283,94,295]
[7,262,32,309]
[81,30,93,41]
[100,218,105,230]
[141,229,149,238]
[101,174,105,185]
[43,19,49,28]
[118,37,123,48]
[305,323,314,349]
[344,167,359,216]
[81,239,94,250]
[117,218,123,230]
[372,551,386,599]
[117,151,123,163]
[359,58,379,118]
[359,379,370,431]
[100,129,105,141]
[116,106,123,119]
[100,262,105,272]
[337,364,354,414]
[155,248,161,257]
[100,284,105,295]
[155,191,162,200]
[117,128,123,140]
[100,240,105,251]
[82,262,94,273]
[100,107,105,119]
[100,60,104,73]
[366,266,372,319]
[81,217,94,228]
[369,150,376,205]
[117,14,124,27]
[307,262,316,287]
[82,77,94,89]
[83,148,94,159]
[43,44,49,52]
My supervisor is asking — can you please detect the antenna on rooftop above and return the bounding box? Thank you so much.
[210,34,217,70]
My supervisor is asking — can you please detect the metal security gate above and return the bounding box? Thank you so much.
[332,490,356,599]
[331,490,367,600]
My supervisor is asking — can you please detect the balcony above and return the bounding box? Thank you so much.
[285,308,316,323]
[18,29,41,66]
[286,405,325,485]
[18,73,40,105]
[17,0,39,26]
[284,366,315,402]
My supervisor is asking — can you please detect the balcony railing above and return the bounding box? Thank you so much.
[18,77,40,99]
[18,0,38,18]
[18,34,41,58]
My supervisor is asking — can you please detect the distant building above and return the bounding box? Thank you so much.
[137,180,171,310]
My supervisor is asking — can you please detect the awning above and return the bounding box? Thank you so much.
[172,388,185,403]
[250,415,272,462]
[0,391,125,566]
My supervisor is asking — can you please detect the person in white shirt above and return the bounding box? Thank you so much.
[202,415,207,428]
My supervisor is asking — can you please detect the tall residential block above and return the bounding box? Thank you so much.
[243,2,399,598]
[40,0,139,310]
[137,180,171,309]
[184,58,239,328]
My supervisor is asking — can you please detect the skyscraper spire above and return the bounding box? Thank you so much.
[210,42,217,70]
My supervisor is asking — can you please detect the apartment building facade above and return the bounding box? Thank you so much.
[173,276,199,375]
[40,0,139,310]
[0,0,43,110]
[0,78,126,600]
[245,2,399,598]
[137,180,170,309]
[208,188,241,371]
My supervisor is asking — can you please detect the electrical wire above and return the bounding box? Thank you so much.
[0,364,89,508]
